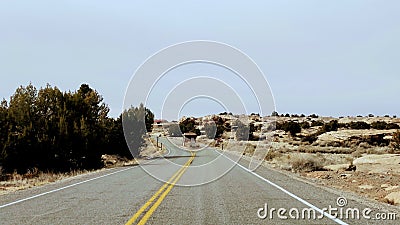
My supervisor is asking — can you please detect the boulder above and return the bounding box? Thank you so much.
[353,154,400,174]
[385,191,400,205]
[316,129,396,147]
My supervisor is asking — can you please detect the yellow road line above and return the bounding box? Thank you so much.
[125,154,192,225]
[125,151,195,225]
[137,152,194,225]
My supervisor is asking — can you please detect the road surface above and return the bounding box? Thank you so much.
[1,138,398,224]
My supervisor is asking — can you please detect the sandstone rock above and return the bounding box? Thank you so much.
[323,164,351,172]
[353,154,400,164]
[359,185,374,190]
[385,186,399,191]
[317,130,396,146]
[339,173,352,179]
[353,154,400,174]
[384,191,400,205]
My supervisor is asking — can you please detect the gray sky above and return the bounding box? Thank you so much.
[1,1,399,120]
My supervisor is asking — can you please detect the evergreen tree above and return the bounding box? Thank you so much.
[122,104,147,157]
[0,83,147,172]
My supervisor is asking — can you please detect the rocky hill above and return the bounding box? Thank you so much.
[164,113,400,206]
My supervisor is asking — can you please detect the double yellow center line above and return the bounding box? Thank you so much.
[125,151,195,225]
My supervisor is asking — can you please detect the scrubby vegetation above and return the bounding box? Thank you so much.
[179,118,201,136]
[348,121,371,129]
[0,83,153,173]
[311,120,324,127]
[371,121,399,130]
[276,121,301,136]
[288,154,324,172]
[391,130,400,153]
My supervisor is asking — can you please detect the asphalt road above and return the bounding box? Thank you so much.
[1,138,399,224]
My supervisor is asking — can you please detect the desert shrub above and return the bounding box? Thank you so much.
[179,118,201,135]
[391,130,400,152]
[371,121,400,130]
[301,120,339,144]
[351,149,364,158]
[311,120,324,127]
[332,142,341,147]
[387,123,400,129]
[264,150,282,161]
[277,121,301,136]
[345,140,359,148]
[358,142,370,149]
[362,134,388,146]
[309,114,319,118]
[301,134,318,143]
[244,144,256,155]
[321,120,339,132]
[326,142,335,147]
[349,121,370,129]
[289,154,324,172]
[300,121,310,129]
[282,121,301,137]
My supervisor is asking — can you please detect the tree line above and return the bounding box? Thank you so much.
[0,83,153,173]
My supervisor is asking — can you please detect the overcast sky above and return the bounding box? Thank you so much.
[1,1,399,120]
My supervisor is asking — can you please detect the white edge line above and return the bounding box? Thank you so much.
[0,167,134,209]
[217,150,348,225]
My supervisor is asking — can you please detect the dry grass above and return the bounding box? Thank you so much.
[297,146,354,154]
[288,154,325,172]
[264,150,282,161]
[0,169,92,195]
[0,142,156,195]
[140,137,168,158]
[244,143,256,155]
[0,153,140,195]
